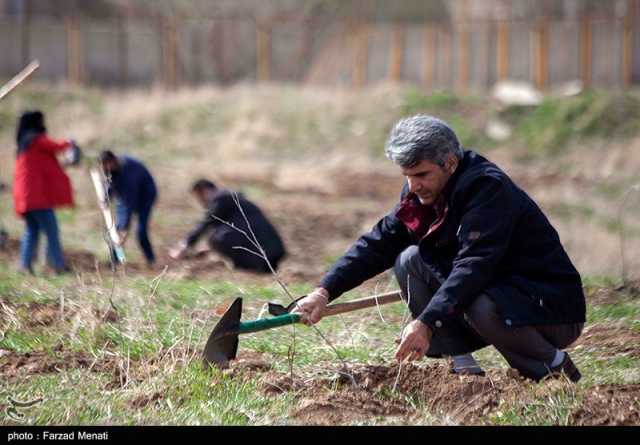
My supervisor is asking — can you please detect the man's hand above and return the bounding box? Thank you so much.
[290,288,329,325]
[395,319,432,363]
[169,240,189,260]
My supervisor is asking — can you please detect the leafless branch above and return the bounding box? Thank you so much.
[207,191,354,384]
[393,276,412,393]
[148,265,169,302]
[231,245,266,259]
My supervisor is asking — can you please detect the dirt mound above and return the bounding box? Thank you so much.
[0,235,174,278]
[65,250,99,271]
[130,391,164,409]
[94,308,119,323]
[0,349,115,376]
[224,351,274,377]
[3,300,118,329]
[571,323,640,358]
[25,302,62,327]
[241,361,640,425]
[0,346,153,391]
[103,363,136,390]
[340,363,512,423]
[252,363,525,424]
[293,390,409,425]
[0,237,20,254]
[0,236,101,275]
[570,384,640,425]
[167,254,231,280]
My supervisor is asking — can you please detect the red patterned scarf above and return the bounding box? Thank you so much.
[396,193,448,240]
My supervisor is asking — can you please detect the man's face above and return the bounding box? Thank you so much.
[102,159,118,175]
[192,189,208,208]
[401,156,458,206]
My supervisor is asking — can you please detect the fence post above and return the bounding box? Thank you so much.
[353,22,369,88]
[162,15,179,89]
[479,23,491,90]
[534,19,549,90]
[389,24,405,83]
[190,21,203,85]
[441,27,452,89]
[65,16,84,85]
[20,1,31,66]
[256,20,272,82]
[497,20,509,81]
[580,16,592,87]
[423,25,436,90]
[117,15,128,86]
[623,0,637,87]
[457,0,470,93]
[458,25,469,93]
[298,18,315,82]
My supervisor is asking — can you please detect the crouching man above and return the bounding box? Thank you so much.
[169,179,286,273]
[293,115,585,382]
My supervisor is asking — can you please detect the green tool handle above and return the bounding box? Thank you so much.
[238,313,301,334]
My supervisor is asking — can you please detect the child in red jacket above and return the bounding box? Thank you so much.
[13,111,78,274]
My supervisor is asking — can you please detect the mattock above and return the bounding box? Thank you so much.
[202,290,403,368]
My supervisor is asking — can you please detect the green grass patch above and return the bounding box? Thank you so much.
[490,388,580,426]
[576,353,640,386]
[587,302,640,325]
[582,275,625,289]
[0,330,58,354]
[508,89,640,156]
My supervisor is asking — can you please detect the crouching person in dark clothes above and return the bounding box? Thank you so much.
[99,150,158,267]
[293,115,586,382]
[169,179,286,273]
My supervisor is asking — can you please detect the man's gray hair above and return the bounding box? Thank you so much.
[384,115,463,168]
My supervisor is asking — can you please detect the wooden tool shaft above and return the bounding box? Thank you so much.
[0,60,40,101]
[89,168,126,263]
[235,291,403,336]
[322,290,403,317]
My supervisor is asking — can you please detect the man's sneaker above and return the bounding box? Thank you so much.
[549,352,581,383]
[449,365,486,376]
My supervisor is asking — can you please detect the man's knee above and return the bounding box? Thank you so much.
[464,294,501,336]
[394,245,421,276]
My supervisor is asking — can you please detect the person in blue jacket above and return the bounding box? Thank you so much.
[99,150,157,266]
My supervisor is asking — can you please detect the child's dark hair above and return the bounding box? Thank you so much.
[16,110,46,153]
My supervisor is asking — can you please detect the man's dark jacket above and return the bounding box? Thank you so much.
[108,156,157,230]
[186,189,286,271]
[320,150,586,339]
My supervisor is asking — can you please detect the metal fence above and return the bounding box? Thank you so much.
[1,11,639,91]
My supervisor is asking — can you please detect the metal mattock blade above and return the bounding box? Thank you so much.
[203,297,243,368]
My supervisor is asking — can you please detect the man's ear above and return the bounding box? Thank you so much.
[446,155,458,174]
